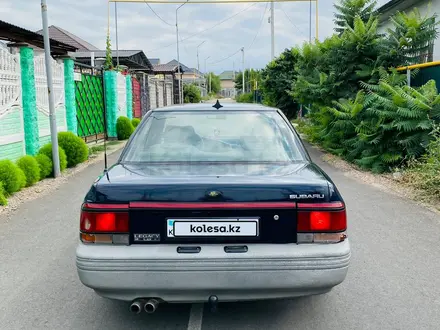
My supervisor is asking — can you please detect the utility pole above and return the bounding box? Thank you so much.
[309,0,312,43]
[115,2,119,67]
[241,47,245,94]
[233,61,235,98]
[196,41,205,87]
[40,0,60,177]
[270,1,275,60]
[176,0,189,104]
[204,56,210,95]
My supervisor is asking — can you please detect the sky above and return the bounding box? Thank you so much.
[1,0,390,73]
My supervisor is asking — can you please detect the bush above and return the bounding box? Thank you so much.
[132,118,141,128]
[38,143,67,176]
[402,127,440,202]
[17,167,26,190]
[183,83,202,103]
[0,160,22,195]
[0,182,7,206]
[16,155,40,187]
[57,131,89,167]
[35,154,53,179]
[116,116,134,140]
[236,93,254,103]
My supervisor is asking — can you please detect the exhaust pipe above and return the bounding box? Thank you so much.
[144,298,160,314]
[130,300,144,314]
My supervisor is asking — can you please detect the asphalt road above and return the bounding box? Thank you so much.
[1,145,439,330]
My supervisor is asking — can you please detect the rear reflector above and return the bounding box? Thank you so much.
[297,232,347,244]
[80,204,130,245]
[297,202,347,233]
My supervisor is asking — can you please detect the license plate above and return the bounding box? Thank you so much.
[167,218,259,237]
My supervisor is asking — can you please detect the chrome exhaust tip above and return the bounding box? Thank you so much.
[130,300,144,314]
[144,298,160,314]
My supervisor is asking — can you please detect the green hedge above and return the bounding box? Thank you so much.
[132,118,141,128]
[57,131,89,167]
[0,160,22,195]
[0,182,7,206]
[35,154,53,179]
[16,155,41,187]
[116,116,134,140]
[38,143,67,176]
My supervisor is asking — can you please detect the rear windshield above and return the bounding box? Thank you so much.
[121,110,305,163]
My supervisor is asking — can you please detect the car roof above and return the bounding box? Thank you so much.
[151,101,279,112]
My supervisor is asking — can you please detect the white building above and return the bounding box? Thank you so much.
[377,0,440,61]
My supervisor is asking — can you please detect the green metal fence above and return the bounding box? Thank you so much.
[75,72,105,143]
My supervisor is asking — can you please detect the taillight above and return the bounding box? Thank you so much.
[79,203,130,245]
[297,202,347,244]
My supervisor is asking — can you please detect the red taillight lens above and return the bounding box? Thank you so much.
[297,203,347,232]
[80,211,129,233]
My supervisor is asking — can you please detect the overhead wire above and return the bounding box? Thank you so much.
[207,2,269,65]
[146,2,259,53]
[143,0,174,26]
[279,6,308,38]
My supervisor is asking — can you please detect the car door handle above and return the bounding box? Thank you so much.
[177,246,201,254]
[224,245,248,253]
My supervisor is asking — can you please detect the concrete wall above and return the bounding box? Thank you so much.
[0,48,25,161]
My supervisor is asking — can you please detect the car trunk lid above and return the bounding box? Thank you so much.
[89,162,331,244]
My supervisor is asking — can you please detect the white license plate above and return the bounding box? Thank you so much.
[167,219,259,237]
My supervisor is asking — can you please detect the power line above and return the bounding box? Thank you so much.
[247,2,269,51]
[208,47,242,65]
[143,0,174,26]
[279,7,308,38]
[146,2,259,53]
[207,2,268,65]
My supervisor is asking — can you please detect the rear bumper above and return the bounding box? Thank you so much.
[76,240,351,303]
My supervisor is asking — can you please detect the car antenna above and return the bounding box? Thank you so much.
[103,135,108,173]
[213,100,223,109]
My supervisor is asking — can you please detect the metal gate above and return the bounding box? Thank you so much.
[132,77,141,118]
[74,63,106,143]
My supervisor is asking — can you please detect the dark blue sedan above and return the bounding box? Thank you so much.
[76,101,351,314]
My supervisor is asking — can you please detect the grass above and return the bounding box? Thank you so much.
[88,140,123,156]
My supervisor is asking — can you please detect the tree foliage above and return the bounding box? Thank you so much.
[206,73,221,94]
[104,35,114,70]
[260,0,439,173]
[235,69,262,93]
[260,48,300,119]
[333,0,377,35]
[184,83,202,103]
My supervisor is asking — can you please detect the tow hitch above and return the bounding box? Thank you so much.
[208,295,219,312]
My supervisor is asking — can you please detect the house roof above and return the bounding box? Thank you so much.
[150,58,160,65]
[35,25,98,51]
[185,67,204,75]
[0,19,77,55]
[166,59,191,72]
[219,70,237,80]
[70,50,154,71]
[153,63,184,74]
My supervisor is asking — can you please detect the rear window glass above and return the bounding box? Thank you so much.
[121,110,305,163]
